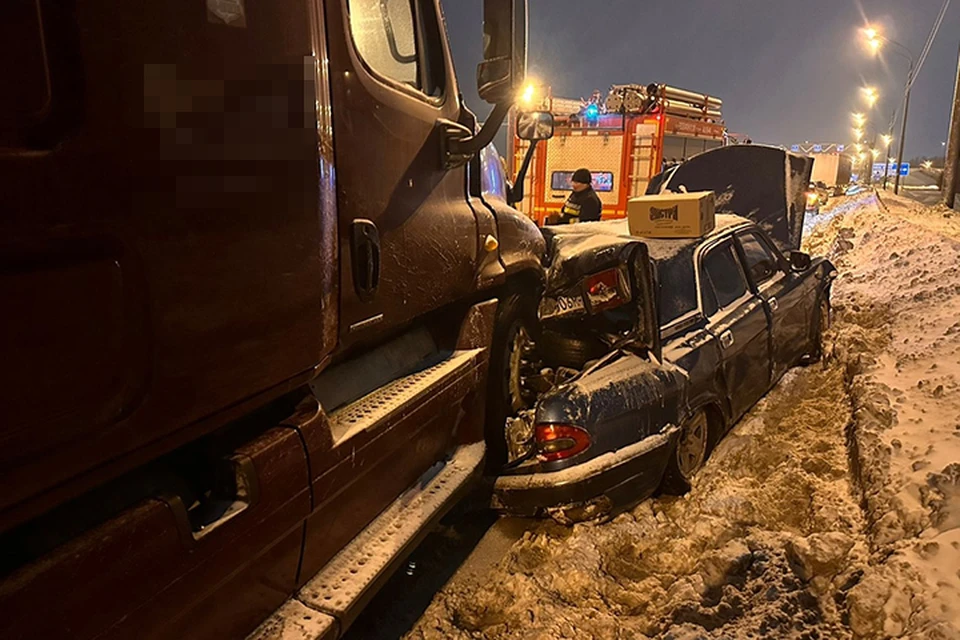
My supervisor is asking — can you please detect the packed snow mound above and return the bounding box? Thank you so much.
[409,351,866,639]
[809,191,960,639]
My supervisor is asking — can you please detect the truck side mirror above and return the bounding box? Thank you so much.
[477,0,527,104]
[516,111,554,141]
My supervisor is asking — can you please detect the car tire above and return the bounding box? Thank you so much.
[485,291,539,470]
[660,409,711,495]
[537,330,607,370]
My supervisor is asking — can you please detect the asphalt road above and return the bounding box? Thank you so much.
[887,169,944,207]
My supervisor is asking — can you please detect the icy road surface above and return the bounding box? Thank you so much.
[351,191,960,640]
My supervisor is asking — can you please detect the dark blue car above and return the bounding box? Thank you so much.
[493,212,835,522]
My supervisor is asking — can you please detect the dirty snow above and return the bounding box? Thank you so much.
[806,190,960,639]
[400,190,960,640]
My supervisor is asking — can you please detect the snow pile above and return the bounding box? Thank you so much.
[408,359,867,639]
[806,191,960,639]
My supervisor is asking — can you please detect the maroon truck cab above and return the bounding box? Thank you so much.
[0,0,544,637]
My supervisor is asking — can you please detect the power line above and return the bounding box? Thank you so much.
[909,0,951,90]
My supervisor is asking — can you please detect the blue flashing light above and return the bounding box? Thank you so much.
[584,104,600,119]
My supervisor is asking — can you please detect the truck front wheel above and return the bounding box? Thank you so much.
[486,292,540,470]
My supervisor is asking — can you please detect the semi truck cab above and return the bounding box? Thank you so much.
[0,1,549,638]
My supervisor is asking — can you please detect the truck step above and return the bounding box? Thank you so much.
[247,601,337,640]
[302,441,484,631]
[248,441,485,640]
[328,348,482,443]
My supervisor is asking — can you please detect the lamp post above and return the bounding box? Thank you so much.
[862,27,916,195]
[881,133,894,189]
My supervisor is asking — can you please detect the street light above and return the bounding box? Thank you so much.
[518,81,539,109]
[861,24,916,195]
[852,112,866,128]
[853,128,864,140]
[880,134,895,189]
[861,86,879,108]
[922,160,933,170]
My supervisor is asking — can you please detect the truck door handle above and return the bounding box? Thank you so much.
[719,330,735,349]
[351,219,380,302]
[768,296,779,312]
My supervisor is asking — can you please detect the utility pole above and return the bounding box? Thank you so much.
[944,43,960,209]
[894,60,914,195]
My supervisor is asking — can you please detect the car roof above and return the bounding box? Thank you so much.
[547,214,752,263]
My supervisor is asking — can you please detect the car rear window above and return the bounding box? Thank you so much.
[656,245,698,326]
[701,241,748,314]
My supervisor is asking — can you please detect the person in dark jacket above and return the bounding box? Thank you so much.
[555,168,602,224]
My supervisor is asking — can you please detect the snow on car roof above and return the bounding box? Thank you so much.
[546,214,750,263]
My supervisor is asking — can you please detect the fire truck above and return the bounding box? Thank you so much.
[510,84,726,225]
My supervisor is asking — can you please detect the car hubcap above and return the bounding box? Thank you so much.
[677,412,709,478]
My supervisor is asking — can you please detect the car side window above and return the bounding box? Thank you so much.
[701,241,748,315]
[347,0,445,96]
[737,232,780,286]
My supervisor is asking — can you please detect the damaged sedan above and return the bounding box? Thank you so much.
[494,146,837,522]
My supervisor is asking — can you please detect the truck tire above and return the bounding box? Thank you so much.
[485,292,540,470]
[659,409,711,495]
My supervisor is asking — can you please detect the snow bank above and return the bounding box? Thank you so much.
[805,190,960,639]
[408,349,866,638]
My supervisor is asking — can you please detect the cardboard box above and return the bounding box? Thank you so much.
[627,191,716,238]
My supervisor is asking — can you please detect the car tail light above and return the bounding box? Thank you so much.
[583,267,630,314]
[535,424,591,461]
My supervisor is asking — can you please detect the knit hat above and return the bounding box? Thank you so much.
[572,168,592,185]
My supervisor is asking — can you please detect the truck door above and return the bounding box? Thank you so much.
[699,239,772,420]
[735,229,812,380]
[326,0,479,345]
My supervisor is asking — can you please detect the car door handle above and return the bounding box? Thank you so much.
[719,330,735,350]
[769,296,779,312]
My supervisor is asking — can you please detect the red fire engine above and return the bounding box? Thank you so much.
[510,84,726,225]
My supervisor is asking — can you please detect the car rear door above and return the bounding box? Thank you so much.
[735,229,812,380]
[699,238,772,420]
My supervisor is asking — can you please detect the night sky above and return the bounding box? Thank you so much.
[442,0,960,159]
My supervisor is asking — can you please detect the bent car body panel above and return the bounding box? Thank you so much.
[492,425,679,516]
[531,351,686,458]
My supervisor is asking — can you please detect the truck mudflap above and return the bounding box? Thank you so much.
[647,145,814,252]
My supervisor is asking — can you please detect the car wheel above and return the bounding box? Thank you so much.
[536,330,607,370]
[660,409,710,495]
[486,292,541,469]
